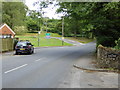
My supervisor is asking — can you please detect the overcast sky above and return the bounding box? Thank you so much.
[25,0,63,19]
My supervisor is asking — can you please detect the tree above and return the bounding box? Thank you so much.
[2,2,28,34]
[33,0,56,32]
[47,19,62,34]
[89,2,120,47]
[57,2,120,47]
[26,10,42,32]
[57,2,93,37]
[2,2,28,28]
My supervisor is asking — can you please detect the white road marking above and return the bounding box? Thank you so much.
[35,58,46,62]
[4,64,28,74]
[59,47,64,48]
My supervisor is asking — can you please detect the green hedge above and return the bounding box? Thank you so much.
[96,36,116,47]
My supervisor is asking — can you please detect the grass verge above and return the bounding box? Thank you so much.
[65,37,95,43]
[16,32,72,47]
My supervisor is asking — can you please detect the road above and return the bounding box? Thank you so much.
[51,37,85,46]
[2,42,96,88]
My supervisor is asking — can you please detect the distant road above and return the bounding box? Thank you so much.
[2,42,96,88]
[51,37,85,46]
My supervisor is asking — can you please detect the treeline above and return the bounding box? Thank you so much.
[2,2,28,34]
[57,2,120,48]
[2,2,120,48]
[2,2,61,34]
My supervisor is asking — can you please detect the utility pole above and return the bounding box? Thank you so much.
[38,31,40,46]
[62,17,64,46]
[38,17,41,46]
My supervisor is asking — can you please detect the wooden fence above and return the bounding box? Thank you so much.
[0,38,14,52]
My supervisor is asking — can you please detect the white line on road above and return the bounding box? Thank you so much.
[4,64,28,74]
[58,47,64,48]
[35,58,46,62]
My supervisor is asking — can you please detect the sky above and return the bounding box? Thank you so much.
[25,0,63,19]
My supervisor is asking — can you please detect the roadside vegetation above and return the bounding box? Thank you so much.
[114,38,120,50]
[16,32,72,47]
[2,1,120,49]
[16,31,95,47]
[65,37,95,44]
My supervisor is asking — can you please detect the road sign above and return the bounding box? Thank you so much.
[46,33,51,39]
[46,33,50,36]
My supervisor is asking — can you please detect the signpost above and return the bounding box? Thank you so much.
[45,33,51,46]
[38,31,41,46]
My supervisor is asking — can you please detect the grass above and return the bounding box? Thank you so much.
[16,32,95,47]
[16,32,72,47]
[17,31,61,37]
[65,37,95,43]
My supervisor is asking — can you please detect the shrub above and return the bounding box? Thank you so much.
[14,26,28,35]
[96,36,116,47]
[114,38,120,49]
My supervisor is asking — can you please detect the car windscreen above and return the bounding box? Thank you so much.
[17,42,27,46]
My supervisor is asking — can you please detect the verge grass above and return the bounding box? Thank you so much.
[65,37,95,43]
[16,32,72,47]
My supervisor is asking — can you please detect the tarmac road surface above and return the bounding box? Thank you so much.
[2,42,97,88]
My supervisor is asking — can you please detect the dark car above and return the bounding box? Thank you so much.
[15,40,34,55]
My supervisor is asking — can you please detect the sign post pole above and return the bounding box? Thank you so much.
[62,17,64,46]
[38,31,41,46]
[46,33,51,46]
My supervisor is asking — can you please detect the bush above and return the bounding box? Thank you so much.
[96,36,116,47]
[14,26,28,35]
[114,38,120,49]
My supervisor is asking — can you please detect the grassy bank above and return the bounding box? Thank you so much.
[65,37,95,43]
[16,32,72,47]
[16,32,95,47]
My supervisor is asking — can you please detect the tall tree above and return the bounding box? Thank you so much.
[2,2,28,29]
[57,2,120,47]
[26,10,42,32]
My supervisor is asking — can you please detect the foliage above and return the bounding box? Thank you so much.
[2,2,28,32]
[57,2,96,37]
[96,36,116,47]
[26,10,42,32]
[91,2,120,47]
[16,32,72,47]
[47,19,62,34]
[57,2,120,47]
[27,0,55,32]
[14,26,28,35]
[114,38,120,49]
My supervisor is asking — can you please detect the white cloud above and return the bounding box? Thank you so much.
[25,0,38,10]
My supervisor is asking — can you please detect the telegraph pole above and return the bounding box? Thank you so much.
[38,17,41,46]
